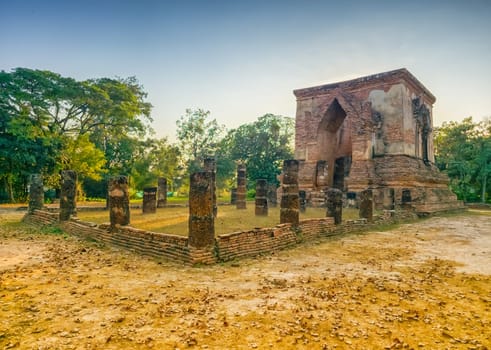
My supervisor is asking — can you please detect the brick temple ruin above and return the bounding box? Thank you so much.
[293,68,463,214]
[21,69,466,266]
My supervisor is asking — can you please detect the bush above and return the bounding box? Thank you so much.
[246,189,256,199]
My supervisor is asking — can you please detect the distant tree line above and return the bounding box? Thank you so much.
[435,117,491,203]
[0,68,294,203]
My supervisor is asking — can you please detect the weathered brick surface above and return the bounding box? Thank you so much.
[157,177,167,208]
[236,164,247,209]
[293,68,463,214]
[28,174,44,212]
[22,209,58,226]
[59,170,77,221]
[142,187,157,214]
[108,176,130,227]
[255,179,268,216]
[188,172,215,249]
[23,203,447,266]
[280,160,300,225]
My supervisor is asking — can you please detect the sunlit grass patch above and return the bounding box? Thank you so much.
[77,204,362,236]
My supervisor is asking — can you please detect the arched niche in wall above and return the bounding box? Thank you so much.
[316,98,352,188]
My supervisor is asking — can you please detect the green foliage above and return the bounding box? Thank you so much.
[62,134,106,181]
[176,108,224,176]
[435,117,491,203]
[226,114,294,188]
[130,137,180,190]
[246,188,256,199]
[0,68,153,202]
[1,68,294,203]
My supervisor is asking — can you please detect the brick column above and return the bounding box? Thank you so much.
[255,179,268,216]
[267,184,277,207]
[143,187,157,214]
[59,170,77,221]
[325,188,343,225]
[280,160,299,225]
[108,176,130,227]
[204,156,217,218]
[359,189,373,222]
[28,174,44,213]
[383,188,395,210]
[236,163,247,209]
[230,188,237,205]
[299,190,307,213]
[157,177,167,208]
[188,172,215,248]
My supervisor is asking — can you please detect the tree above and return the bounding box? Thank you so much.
[0,68,153,202]
[61,134,106,181]
[435,117,491,203]
[176,109,224,176]
[474,118,491,203]
[129,137,181,190]
[226,114,294,188]
[0,69,62,201]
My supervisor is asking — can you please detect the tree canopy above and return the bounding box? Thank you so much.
[225,114,295,188]
[0,68,152,202]
[1,68,296,203]
[435,117,491,203]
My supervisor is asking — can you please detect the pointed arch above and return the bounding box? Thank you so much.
[315,96,353,189]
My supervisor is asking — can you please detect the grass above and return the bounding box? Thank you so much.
[77,203,362,236]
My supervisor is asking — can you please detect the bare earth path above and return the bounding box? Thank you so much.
[1,211,490,349]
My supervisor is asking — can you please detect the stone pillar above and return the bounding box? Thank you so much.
[280,160,299,225]
[383,188,395,210]
[401,188,412,210]
[267,185,277,207]
[346,191,357,208]
[255,179,268,216]
[316,160,328,187]
[59,170,77,221]
[28,174,44,213]
[204,156,217,218]
[230,188,237,205]
[157,177,167,208]
[325,188,343,225]
[188,172,215,248]
[108,176,130,227]
[359,189,373,222]
[299,190,307,213]
[236,163,247,209]
[142,187,157,214]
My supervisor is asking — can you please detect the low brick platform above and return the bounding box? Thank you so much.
[20,206,442,266]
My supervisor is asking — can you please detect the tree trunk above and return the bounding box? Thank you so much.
[7,176,15,203]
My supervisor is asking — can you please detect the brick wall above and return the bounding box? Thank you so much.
[22,209,58,226]
[22,208,423,265]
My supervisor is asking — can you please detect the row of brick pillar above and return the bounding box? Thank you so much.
[27,172,169,222]
[27,161,383,251]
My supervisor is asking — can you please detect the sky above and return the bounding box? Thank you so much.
[1,0,491,140]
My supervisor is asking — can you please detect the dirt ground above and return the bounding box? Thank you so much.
[0,210,490,349]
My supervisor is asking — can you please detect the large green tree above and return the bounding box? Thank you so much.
[0,68,153,202]
[130,137,181,190]
[176,108,224,177]
[226,114,294,188]
[435,117,491,203]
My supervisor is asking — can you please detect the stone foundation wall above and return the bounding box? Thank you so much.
[22,209,59,226]
[23,207,429,265]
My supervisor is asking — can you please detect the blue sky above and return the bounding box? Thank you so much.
[1,0,491,140]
